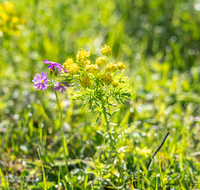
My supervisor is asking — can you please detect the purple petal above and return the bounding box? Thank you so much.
[61,87,66,93]
[46,61,61,71]
[41,72,47,80]
[55,63,60,66]
[44,59,52,64]
[62,68,68,73]
[34,83,41,90]
[47,65,54,70]
[62,82,68,85]
[62,82,70,87]
[57,65,63,72]
[53,82,69,93]
[43,78,48,84]
[53,86,60,91]
[33,74,41,82]
[57,65,67,73]
[40,83,47,91]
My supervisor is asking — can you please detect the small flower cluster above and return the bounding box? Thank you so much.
[61,44,126,89]
[101,44,112,57]
[33,44,127,94]
[76,48,90,68]
[0,1,26,36]
[33,60,70,93]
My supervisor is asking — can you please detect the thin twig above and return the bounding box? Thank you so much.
[146,131,170,170]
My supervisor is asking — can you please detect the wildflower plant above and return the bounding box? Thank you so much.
[33,45,131,124]
[32,45,132,187]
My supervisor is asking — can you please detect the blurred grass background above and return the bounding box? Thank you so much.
[1,0,200,189]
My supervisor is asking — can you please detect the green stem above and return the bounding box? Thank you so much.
[37,149,46,190]
[101,97,115,149]
[101,98,109,131]
[101,97,117,155]
[55,91,69,176]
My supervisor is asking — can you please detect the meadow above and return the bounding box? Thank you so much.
[1,0,200,189]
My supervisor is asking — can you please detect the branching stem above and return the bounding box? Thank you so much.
[101,97,115,150]
[101,98,109,131]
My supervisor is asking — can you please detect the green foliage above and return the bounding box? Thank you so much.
[72,75,132,117]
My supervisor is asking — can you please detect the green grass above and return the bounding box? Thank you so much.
[1,0,200,189]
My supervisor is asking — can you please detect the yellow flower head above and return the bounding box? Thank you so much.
[112,80,119,88]
[0,12,9,22]
[79,75,92,88]
[96,57,106,66]
[117,62,126,71]
[79,59,91,68]
[67,63,79,76]
[86,64,99,74]
[105,63,117,72]
[76,48,90,68]
[11,16,19,24]
[101,44,111,57]
[85,60,91,65]
[101,73,113,85]
[63,58,74,69]
[3,1,14,13]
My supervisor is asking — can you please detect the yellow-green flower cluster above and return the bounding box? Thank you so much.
[105,62,117,72]
[79,75,92,88]
[59,45,131,126]
[0,1,26,36]
[117,62,126,71]
[101,44,112,57]
[96,57,106,66]
[63,58,79,76]
[112,80,119,88]
[76,48,90,68]
[86,64,99,74]
[63,58,73,66]
[101,73,113,86]
[61,45,126,89]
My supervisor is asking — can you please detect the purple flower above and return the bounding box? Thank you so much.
[44,59,60,70]
[53,82,70,93]
[57,65,68,73]
[44,59,68,73]
[33,72,48,91]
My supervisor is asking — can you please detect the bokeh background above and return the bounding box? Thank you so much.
[1,0,200,189]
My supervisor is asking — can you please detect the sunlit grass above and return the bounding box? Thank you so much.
[1,0,200,189]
